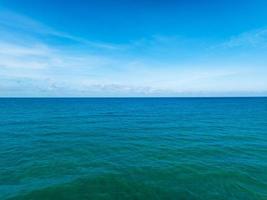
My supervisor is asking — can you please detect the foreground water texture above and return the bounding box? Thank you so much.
[1,98,267,200]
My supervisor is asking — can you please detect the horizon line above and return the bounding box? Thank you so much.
[0,96,266,99]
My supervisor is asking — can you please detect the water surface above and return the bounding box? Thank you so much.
[1,98,267,200]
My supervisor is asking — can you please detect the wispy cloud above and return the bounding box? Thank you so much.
[0,9,121,50]
[221,28,267,48]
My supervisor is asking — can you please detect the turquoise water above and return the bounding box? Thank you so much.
[0,97,267,200]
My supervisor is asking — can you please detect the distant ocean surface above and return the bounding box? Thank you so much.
[1,97,267,200]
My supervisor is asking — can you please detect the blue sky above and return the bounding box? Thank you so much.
[0,0,267,97]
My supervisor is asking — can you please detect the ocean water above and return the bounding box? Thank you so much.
[0,97,267,200]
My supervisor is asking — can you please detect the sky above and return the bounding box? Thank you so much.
[0,0,267,97]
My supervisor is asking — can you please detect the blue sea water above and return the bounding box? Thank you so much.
[0,97,267,200]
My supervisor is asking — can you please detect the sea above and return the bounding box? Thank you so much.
[0,97,267,200]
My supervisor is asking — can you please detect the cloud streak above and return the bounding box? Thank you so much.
[0,9,121,50]
[221,28,267,48]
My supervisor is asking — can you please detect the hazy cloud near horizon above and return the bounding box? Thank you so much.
[0,8,267,97]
